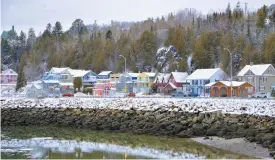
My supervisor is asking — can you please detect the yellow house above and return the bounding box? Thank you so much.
[134,72,156,93]
[110,73,121,82]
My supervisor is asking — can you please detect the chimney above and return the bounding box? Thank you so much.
[12,25,14,32]
[250,62,254,66]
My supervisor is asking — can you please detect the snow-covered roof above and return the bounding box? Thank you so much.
[186,68,221,80]
[50,67,69,74]
[59,82,73,86]
[29,83,43,90]
[154,73,164,83]
[168,82,177,89]
[98,71,112,76]
[171,72,188,83]
[68,69,91,78]
[33,84,43,89]
[154,73,171,83]
[205,81,252,87]
[43,80,59,84]
[1,69,18,75]
[127,73,140,78]
[144,72,156,77]
[237,64,273,76]
[163,74,171,83]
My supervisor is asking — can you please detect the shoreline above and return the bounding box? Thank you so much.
[192,137,271,158]
[1,99,275,158]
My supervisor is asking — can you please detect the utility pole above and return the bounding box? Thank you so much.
[224,48,233,98]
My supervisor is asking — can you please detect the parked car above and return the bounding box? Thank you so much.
[171,91,185,97]
[128,93,136,97]
[183,92,199,97]
[251,92,267,98]
[63,93,74,97]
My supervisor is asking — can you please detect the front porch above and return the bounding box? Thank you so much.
[205,81,255,97]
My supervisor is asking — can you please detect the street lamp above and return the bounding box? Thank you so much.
[224,48,233,98]
[119,55,126,93]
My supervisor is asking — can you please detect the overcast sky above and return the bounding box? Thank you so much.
[1,0,274,35]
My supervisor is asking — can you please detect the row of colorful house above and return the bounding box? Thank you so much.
[1,63,275,98]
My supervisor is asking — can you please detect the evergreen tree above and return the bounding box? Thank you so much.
[105,30,113,40]
[16,54,27,91]
[233,1,243,20]
[26,28,36,50]
[226,3,232,21]
[42,23,52,37]
[73,77,83,92]
[18,31,26,46]
[164,27,175,46]
[193,31,215,69]
[263,32,275,66]
[256,5,268,28]
[172,26,185,56]
[178,59,187,72]
[1,39,10,57]
[52,21,63,36]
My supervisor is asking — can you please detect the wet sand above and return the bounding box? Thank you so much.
[192,137,271,159]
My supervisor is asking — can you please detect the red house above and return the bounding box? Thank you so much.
[153,72,189,94]
[164,72,189,93]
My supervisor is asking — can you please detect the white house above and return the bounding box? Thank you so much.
[0,69,18,84]
[186,68,229,96]
[237,63,275,96]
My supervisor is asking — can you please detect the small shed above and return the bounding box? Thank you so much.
[205,81,255,97]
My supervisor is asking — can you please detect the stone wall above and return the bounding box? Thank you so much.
[1,106,275,157]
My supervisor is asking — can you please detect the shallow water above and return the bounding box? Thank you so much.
[1,126,253,159]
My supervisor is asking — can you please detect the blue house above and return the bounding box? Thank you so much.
[42,67,69,94]
[97,71,113,83]
[186,68,229,96]
[125,73,140,82]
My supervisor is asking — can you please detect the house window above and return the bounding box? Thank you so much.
[204,80,210,85]
[260,86,265,91]
[248,77,253,83]
[263,77,267,83]
[192,80,198,85]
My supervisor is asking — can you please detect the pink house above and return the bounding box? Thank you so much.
[93,83,116,96]
[0,69,18,84]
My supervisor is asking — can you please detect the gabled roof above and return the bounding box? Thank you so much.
[67,69,93,78]
[164,82,177,89]
[98,71,112,76]
[171,72,188,83]
[143,72,156,77]
[49,67,69,74]
[154,73,164,83]
[237,64,273,76]
[186,68,221,80]
[162,74,171,83]
[1,69,18,75]
[127,73,140,78]
[154,73,171,83]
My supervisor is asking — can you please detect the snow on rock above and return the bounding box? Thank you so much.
[1,98,275,117]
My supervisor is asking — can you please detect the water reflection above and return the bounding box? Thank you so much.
[1,126,253,159]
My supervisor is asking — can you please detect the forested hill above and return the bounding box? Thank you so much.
[1,2,275,81]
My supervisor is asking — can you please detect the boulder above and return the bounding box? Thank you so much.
[271,142,275,150]
[192,124,205,136]
[177,130,192,138]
